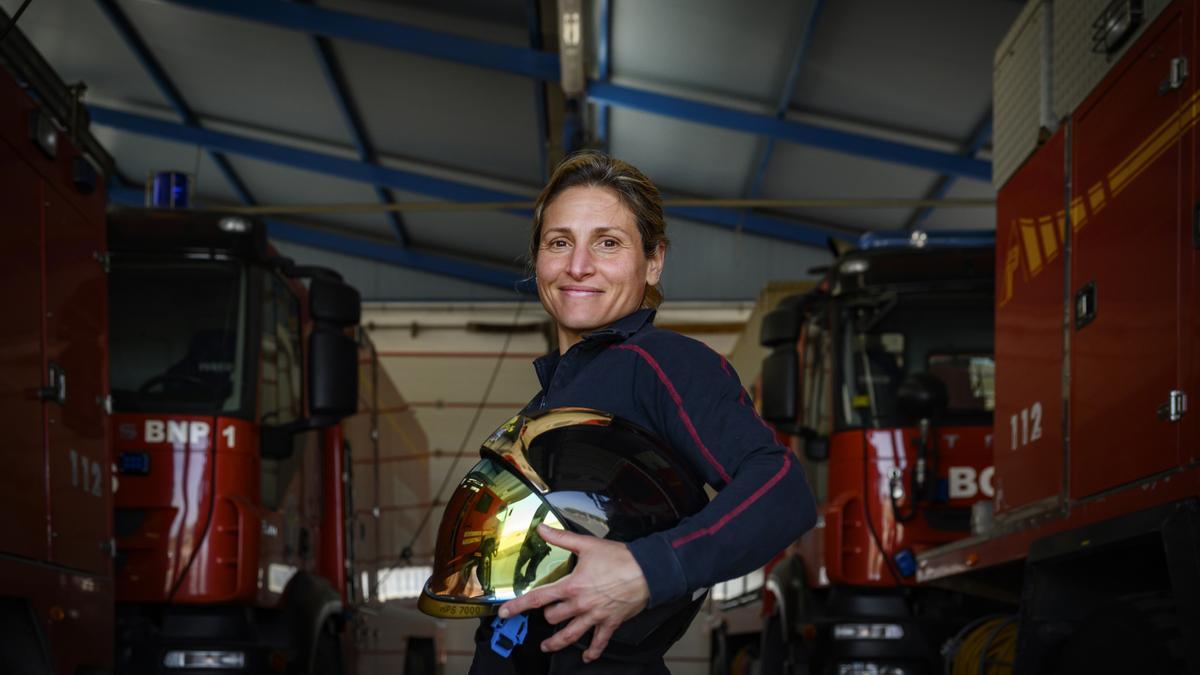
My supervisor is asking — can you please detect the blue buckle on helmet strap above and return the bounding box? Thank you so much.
[490,614,529,658]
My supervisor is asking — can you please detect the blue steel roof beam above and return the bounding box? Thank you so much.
[588,82,992,181]
[91,104,532,204]
[89,104,854,247]
[526,0,549,180]
[160,0,561,80]
[94,0,256,205]
[157,0,989,179]
[308,32,408,245]
[594,0,611,146]
[905,114,993,229]
[108,183,525,290]
[740,0,824,228]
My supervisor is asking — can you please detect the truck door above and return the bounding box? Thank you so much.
[0,147,49,563]
[44,182,111,573]
[1069,6,1190,498]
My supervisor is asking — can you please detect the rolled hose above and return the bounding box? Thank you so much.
[942,615,1017,675]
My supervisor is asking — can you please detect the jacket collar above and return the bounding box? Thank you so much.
[532,309,656,389]
[581,308,656,342]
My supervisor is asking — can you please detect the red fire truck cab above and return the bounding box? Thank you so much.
[107,209,367,673]
[751,235,1000,674]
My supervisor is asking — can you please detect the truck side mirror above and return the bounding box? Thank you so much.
[307,278,362,426]
[760,302,803,426]
[309,277,360,325]
[760,304,801,347]
[761,347,798,426]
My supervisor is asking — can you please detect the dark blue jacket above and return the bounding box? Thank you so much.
[526,308,817,608]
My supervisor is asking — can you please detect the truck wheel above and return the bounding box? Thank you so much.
[1055,593,1183,675]
[759,611,808,675]
[313,625,344,675]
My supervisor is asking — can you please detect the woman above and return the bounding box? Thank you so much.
[469,151,816,673]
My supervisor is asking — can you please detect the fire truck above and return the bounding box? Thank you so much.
[107,209,441,674]
[0,11,115,675]
[744,235,999,675]
[746,1,1200,673]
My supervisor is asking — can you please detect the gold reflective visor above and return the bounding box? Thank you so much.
[419,453,574,619]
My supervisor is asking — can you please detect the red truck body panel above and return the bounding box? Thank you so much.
[993,127,1067,517]
[821,426,992,586]
[1069,5,1191,499]
[921,0,1200,582]
[0,50,112,673]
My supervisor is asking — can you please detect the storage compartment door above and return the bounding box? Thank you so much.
[1069,9,1188,499]
[44,184,110,574]
[0,141,49,562]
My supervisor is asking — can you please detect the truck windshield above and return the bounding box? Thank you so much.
[109,259,249,415]
[840,293,993,429]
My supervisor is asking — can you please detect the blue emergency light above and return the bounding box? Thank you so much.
[147,171,192,209]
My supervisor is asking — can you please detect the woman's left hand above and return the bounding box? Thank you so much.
[498,523,649,662]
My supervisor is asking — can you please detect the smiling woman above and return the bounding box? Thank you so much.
[530,152,670,352]
[461,151,817,675]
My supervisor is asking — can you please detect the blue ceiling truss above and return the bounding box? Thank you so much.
[587,82,991,181]
[162,0,561,80]
[740,0,824,226]
[92,0,985,287]
[95,0,527,288]
[94,0,257,205]
[526,0,549,181]
[906,113,993,229]
[155,0,990,180]
[594,0,611,147]
[89,104,853,248]
[308,24,409,245]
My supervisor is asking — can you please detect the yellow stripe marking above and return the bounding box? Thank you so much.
[1038,215,1058,262]
[1019,218,1043,275]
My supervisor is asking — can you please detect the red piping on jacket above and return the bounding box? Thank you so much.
[614,344,733,484]
[670,454,793,549]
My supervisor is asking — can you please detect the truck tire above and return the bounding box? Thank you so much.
[1055,593,1184,675]
[312,624,344,675]
[0,600,51,675]
[759,610,809,675]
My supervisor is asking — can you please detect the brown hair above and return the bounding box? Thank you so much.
[529,150,670,308]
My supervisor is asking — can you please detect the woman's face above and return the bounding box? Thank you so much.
[536,186,663,351]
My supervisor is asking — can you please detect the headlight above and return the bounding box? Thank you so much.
[163,650,246,669]
[837,663,910,675]
[833,623,905,640]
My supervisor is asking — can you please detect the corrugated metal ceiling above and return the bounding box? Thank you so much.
[3,0,1023,300]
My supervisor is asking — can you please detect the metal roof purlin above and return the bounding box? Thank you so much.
[588,81,993,181]
[89,103,530,203]
[107,183,526,291]
[94,0,257,205]
[740,0,824,229]
[158,0,989,179]
[308,29,409,245]
[160,0,561,80]
[88,104,849,248]
[906,113,993,229]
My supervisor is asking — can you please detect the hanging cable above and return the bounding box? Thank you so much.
[373,298,528,597]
